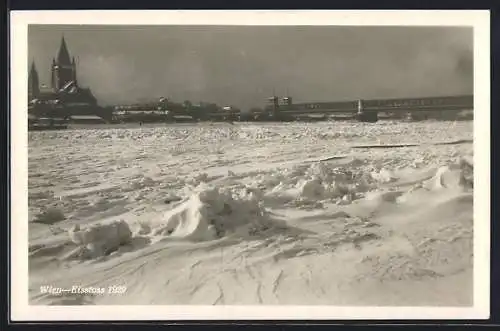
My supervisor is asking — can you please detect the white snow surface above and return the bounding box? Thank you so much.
[28,121,474,306]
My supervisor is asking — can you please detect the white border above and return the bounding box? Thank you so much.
[10,10,491,321]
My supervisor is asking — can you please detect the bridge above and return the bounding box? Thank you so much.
[265,95,473,122]
[108,94,473,123]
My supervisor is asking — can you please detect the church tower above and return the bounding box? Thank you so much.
[51,36,77,91]
[28,60,40,99]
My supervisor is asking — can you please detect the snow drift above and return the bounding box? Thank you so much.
[150,184,274,241]
[67,220,132,258]
[423,157,473,191]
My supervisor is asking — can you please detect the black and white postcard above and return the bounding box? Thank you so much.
[9,10,490,321]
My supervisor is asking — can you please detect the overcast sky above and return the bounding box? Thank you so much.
[28,25,473,109]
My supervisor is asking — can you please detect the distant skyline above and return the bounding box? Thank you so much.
[28,25,473,109]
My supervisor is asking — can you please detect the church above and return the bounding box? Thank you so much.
[28,36,106,119]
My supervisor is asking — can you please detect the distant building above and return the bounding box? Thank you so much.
[28,36,104,119]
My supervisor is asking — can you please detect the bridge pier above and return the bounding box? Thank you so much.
[356,100,378,122]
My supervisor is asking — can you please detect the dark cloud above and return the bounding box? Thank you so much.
[28,25,473,109]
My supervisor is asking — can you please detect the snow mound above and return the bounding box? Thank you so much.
[186,173,209,186]
[371,168,398,183]
[33,207,65,224]
[423,158,473,191]
[151,184,272,240]
[68,220,132,258]
[306,162,335,182]
[296,178,325,199]
[263,162,375,205]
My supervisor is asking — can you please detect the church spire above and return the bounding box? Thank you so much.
[28,59,40,98]
[57,35,71,65]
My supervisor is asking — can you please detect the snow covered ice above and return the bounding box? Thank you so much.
[28,121,474,306]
